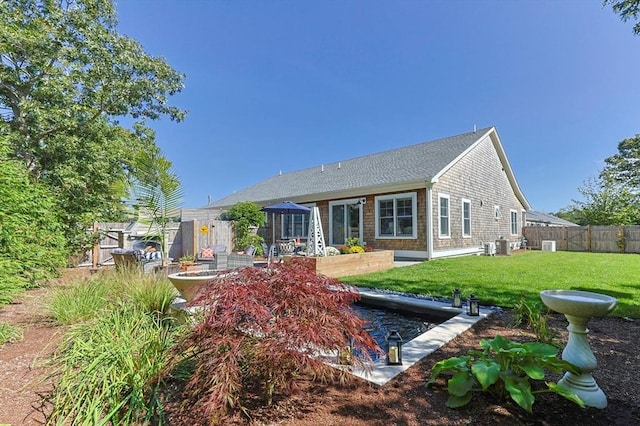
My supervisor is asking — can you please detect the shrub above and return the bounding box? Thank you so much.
[171,262,382,421]
[243,233,265,255]
[345,237,362,247]
[350,246,365,254]
[0,136,67,304]
[363,245,375,252]
[325,246,341,256]
[427,335,584,413]
[337,245,350,254]
[225,201,266,251]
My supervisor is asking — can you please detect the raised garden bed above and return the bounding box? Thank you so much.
[285,250,394,278]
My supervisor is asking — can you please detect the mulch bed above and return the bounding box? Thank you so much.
[1,268,638,425]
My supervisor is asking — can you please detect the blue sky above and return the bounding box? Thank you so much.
[116,0,640,213]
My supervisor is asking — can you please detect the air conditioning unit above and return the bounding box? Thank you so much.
[484,242,496,256]
[495,239,511,256]
[541,240,556,252]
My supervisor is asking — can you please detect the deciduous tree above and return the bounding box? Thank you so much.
[601,134,640,191]
[0,0,186,253]
[605,0,640,35]
[558,177,640,225]
[172,262,381,421]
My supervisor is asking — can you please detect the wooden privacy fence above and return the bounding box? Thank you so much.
[81,219,234,268]
[523,225,640,254]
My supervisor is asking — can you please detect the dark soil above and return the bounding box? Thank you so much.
[1,268,638,425]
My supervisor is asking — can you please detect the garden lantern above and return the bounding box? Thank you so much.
[385,330,403,365]
[468,294,480,316]
[452,288,462,308]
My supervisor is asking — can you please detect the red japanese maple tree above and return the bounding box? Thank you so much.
[171,262,381,421]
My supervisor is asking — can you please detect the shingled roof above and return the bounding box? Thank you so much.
[207,126,526,208]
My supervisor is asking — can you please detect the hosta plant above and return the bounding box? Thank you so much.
[427,335,584,413]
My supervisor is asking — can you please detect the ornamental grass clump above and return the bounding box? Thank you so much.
[0,322,22,346]
[47,277,111,324]
[171,262,382,422]
[48,269,176,324]
[45,304,181,425]
[427,335,584,413]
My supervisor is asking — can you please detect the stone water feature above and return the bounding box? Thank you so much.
[539,289,617,409]
[168,270,226,301]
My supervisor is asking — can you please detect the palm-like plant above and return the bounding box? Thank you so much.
[131,150,183,267]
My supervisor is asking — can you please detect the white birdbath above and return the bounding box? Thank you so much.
[540,289,617,409]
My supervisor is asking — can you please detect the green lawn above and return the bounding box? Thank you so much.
[342,251,640,318]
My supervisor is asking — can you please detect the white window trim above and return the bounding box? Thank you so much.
[438,194,451,239]
[494,205,502,220]
[374,192,417,239]
[462,198,471,238]
[510,209,518,236]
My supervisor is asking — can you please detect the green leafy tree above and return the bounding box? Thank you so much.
[559,177,640,225]
[225,201,266,252]
[601,134,640,191]
[0,134,67,303]
[0,0,185,254]
[558,134,640,225]
[605,0,640,35]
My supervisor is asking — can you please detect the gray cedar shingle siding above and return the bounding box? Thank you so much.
[208,127,495,208]
[433,135,526,252]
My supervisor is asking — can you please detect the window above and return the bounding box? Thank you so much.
[282,213,309,239]
[510,210,518,235]
[462,199,471,237]
[375,192,417,238]
[439,194,450,238]
[494,205,502,220]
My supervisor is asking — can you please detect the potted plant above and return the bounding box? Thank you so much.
[179,254,196,271]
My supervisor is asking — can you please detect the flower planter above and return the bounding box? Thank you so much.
[285,250,394,278]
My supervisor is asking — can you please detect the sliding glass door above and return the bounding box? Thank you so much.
[329,199,362,245]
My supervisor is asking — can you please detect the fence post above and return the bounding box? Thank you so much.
[618,226,625,253]
[586,225,591,252]
[92,222,99,268]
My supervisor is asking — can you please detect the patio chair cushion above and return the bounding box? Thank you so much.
[200,247,214,259]
[143,251,161,260]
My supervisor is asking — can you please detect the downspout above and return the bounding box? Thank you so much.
[426,179,435,260]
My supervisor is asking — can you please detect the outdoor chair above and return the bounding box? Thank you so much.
[196,245,227,269]
[278,240,295,256]
[111,248,162,273]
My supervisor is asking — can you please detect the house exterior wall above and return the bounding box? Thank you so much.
[431,136,525,255]
[263,136,525,258]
